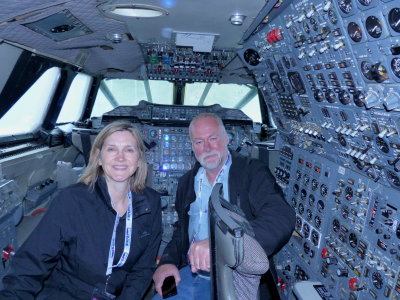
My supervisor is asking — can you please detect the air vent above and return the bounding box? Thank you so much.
[24,9,92,42]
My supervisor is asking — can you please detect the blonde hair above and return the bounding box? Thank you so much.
[78,120,147,192]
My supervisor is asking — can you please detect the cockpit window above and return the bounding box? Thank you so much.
[0,67,61,137]
[184,82,261,122]
[57,73,93,124]
[91,79,173,117]
[91,78,261,122]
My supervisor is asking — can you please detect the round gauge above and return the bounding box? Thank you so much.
[328,9,338,25]
[296,216,303,230]
[338,0,353,14]
[339,89,352,105]
[303,174,310,186]
[303,21,311,34]
[349,232,358,248]
[345,186,353,201]
[366,16,383,38]
[348,22,363,42]
[309,194,316,206]
[333,219,340,232]
[353,90,366,107]
[361,61,374,80]
[320,184,328,197]
[303,223,310,238]
[325,89,337,103]
[391,57,400,79]
[311,231,319,246]
[243,49,260,66]
[358,0,372,6]
[301,189,307,201]
[315,215,322,229]
[314,89,325,102]
[387,170,400,187]
[294,183,299,195]
[306,209,313,221]
[311,179,319,191]
[342,205,349,219]
[376,136,390,153]
[388,8,400,33]
[304,242,311,254]
[298,203,305,215]
[317,200,325,213]
[291,197,297,208]
[372,272,383,289]
[296,170,302,181]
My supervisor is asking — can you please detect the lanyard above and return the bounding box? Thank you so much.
[106,191,133,276]
[197,153,231,220]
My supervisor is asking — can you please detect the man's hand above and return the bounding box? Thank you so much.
[189,238,210,273]
[153,264,181,296]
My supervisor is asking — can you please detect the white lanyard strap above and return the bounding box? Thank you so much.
[106,191,133,276]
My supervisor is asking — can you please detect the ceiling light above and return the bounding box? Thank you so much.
[230,14,246,26]
[109,5,168,18]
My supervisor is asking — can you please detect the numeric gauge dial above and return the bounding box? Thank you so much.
[303,223,310,238]
[361,61,374,80]
[243,49,260,66]
[376,136,390,153]
[353,90,366,107]
[349,232,358,248]
[304,242,311,254]
[358,0,372,6]
[311,231,320,246]
[317,200,325,213]
[301,189,307,201]
[315,215,322,229]
[291,197,297,207]
[338,0,353,14]
[306,209,313,221]
[296,216,303,230]
[339,89,351,105]
[325,89,337,103]
[299,203,305,215]
[309,194,315,206]
[314,89,325,102]
[303,174,310,186]
[294,183,299,194]
[372,272,383,289]
[391,57,400,79]
[311,179,318,191]
[348,22,363,42]
[345,186,353,201]
[388,170,400,187]
[389,8,400,33]
[333,218,340,232]
[366,16,383,38]
[320,184,328,197]
[296,170,302,181]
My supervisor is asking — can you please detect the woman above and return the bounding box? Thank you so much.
[0,121,162,299]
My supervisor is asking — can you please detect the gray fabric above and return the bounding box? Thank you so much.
[226,210,269,300]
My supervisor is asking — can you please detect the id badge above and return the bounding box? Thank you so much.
[91,287,116,300]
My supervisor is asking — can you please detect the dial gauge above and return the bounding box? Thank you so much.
[366,16,383,38]
[320,184,328,197]
[361,61,374,80]
[296,216,303,231]
[315,215,322,229]
[317,200,325,213]
[311,231,319,246]
[309,194,315,206]
[296,170,302,181]
[301,188,307,201]
[304,242,311,254]
[358,0,372,6]
[311,179,318,191]
[338,0,353,14]
[303,223,310,238]
[353,90,366,107]
[291,197,297,208]
[314,89,325,102]
[333,218,340,232]
[391,57,400,79]
[348,22,363,42]
[298,203,305,215]
[294,183,299,195]
[306,209,313,221]
[303,21,311,34]
[389,8,400,33]
[339,89,351,105]
[303,174,310,186]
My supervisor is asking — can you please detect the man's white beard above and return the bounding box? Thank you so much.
[197,150,223,170]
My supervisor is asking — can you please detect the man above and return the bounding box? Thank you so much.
[153,113,295,299]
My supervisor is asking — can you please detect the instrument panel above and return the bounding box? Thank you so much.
[239,0,400,298]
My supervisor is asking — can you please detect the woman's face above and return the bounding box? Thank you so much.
[99,130,140,186]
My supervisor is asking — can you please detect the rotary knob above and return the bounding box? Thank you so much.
[364,90,380,109]
[383,92,400,111]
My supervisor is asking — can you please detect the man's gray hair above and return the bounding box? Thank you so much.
[189,113,227,139]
